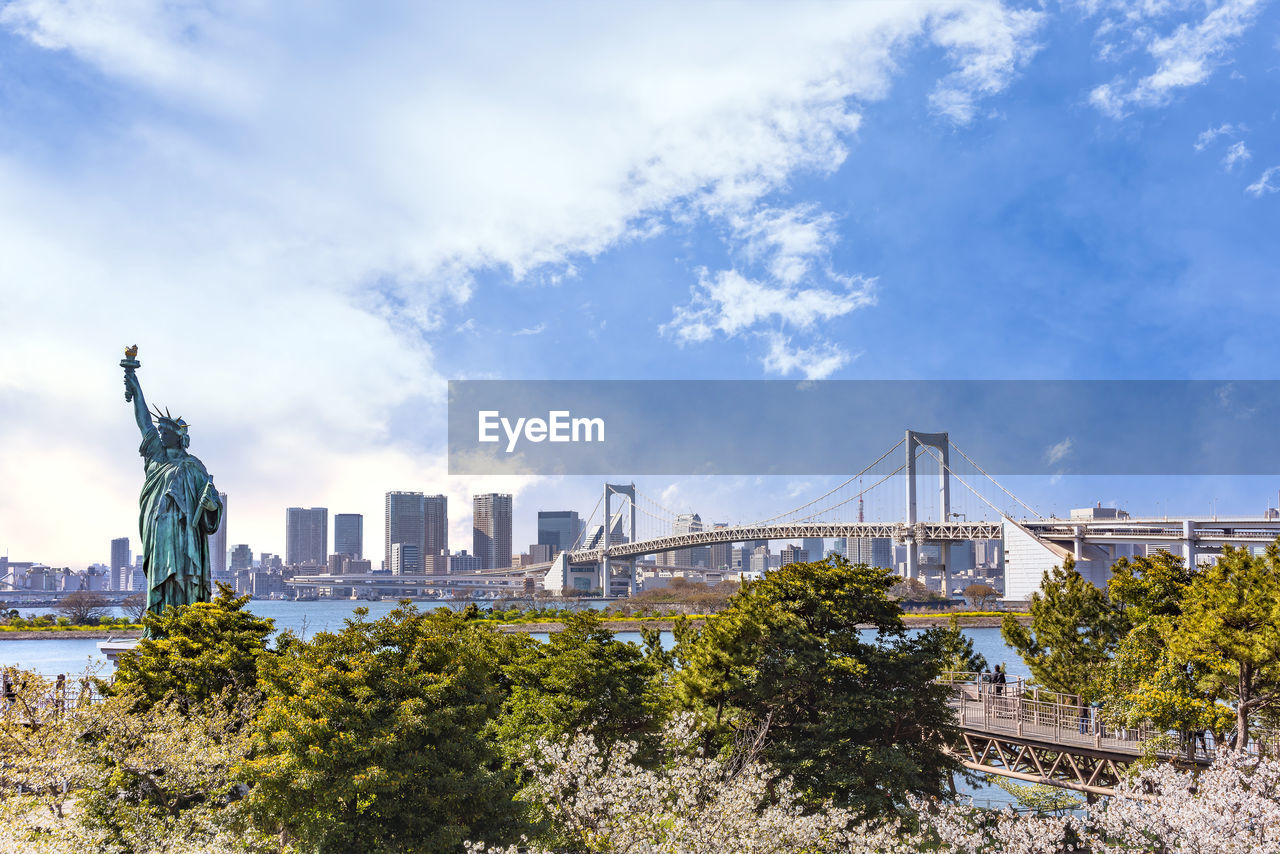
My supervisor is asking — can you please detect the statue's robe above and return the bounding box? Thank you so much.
[138,428,222,618]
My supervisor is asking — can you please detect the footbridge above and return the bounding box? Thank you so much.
[940,673,1278,797]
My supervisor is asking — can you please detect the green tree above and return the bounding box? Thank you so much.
[674,556,959,816]
[245,604,526,853]
[1171,543,1280,747]
[1095,551,1228,742]
[109,584,275,714]
[1001,559,1120,697]
[938,614,987,675]
[497,610,666,761]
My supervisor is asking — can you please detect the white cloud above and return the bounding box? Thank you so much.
[1245,166,1280,196]
[928,3,1044,123]
[1089,0,1263,117]
[1194,122,1240,151]
[513,324,546,337]
[664,268,876,345]
[1222,140,1252,170]
[0,0,1045,565]
[1046,437,1074,465]
[760,333,853,381]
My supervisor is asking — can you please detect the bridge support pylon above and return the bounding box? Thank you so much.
[905,430,950,586]
[603,483,637,595]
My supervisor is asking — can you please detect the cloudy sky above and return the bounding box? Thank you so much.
[2,0,1278,568]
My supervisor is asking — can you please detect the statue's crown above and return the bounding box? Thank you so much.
[150,405,189,434]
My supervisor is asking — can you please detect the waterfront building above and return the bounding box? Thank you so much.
[230,543,253,572]
[391,542,420,575]
[473,493,513,570]
[208,492,228,576]
[449,550,483,573]
[709,523,732,570]
[537,510,583,555]
[285,507,328,567]
[386,491,427,574]
[425,494,448,558]
[110,537,131,592]
[334,513,363,558]
[780,544,809,566]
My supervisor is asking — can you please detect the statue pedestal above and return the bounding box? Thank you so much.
[98,638,140,666]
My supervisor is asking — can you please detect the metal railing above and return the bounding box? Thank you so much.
[937,672,1278,763]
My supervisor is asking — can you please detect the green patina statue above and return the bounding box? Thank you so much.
[121,346,223,626]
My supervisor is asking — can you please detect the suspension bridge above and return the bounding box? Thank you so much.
[539,429,1280,598]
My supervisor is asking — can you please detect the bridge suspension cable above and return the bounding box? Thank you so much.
[750,438,906,525]
[788,463,908,523]
[945,440,1043,519]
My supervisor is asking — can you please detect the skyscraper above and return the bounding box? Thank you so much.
[391,542,420,575]
[110,537,130,591]
[230,544,253,571]
[537,510,582,555]
[667,512,704,567]
[473,493,513,570]
[425,494,448,556]
[285,507,328,566]
[802,537,824,562]
[385,491,426,573]
[208,492,228,576]
[709,523,732,570]
[334,513,364,558]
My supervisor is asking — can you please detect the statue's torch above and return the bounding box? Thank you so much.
[121,345,141,402]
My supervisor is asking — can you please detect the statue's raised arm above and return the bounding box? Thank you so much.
[121,345,153,437]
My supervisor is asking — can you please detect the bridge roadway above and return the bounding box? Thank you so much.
[567,521,1002,564]
[566,517,1280,566]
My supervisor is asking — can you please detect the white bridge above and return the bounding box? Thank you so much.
[538,430,1280,598]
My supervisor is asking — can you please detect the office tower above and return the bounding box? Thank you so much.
[110,537,131,591]
[870,538,893,569]
[334,513,364,558]
[668,512,703,567]
[749,544,770,574]
[948,541,975,574]
[473,493,513,570]
[828,538,848,558]
[201,492,228,577]
[230,544,253,571]
[780,544,809,566]
[709,523,731,570]
[449,550,483,573]
[529,543,554,564]
[286,507,328,566]
[802,538,824,562]
[391,542,420,575]
[385,491,427,574]
[424,494,448,556]
[537,510,583,555]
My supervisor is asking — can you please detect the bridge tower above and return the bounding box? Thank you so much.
[602,483,637,595]
[905,430,951,591]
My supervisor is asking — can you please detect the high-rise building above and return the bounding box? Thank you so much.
[780,544,809,566]
[802,538,824,562]
[709,523,732,570]
[208,492,228,577]
[667,513,704,567]
[473,493,513,570]
[334,513,363,558]
[528,543,554,564]
[230,544,253,571]
[849,537,893,568]
[425,494,448,557]
[391,542,420,575]
[286,507,328,566]
[385,491,426,574]
[110,537,131,592]
[537,510,582,555]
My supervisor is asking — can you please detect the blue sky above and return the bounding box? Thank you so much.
[1,1,1278,566]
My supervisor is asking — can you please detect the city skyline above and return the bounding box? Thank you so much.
[3,3,1280,567]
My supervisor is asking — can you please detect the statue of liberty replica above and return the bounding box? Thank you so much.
[121,346,223,623]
